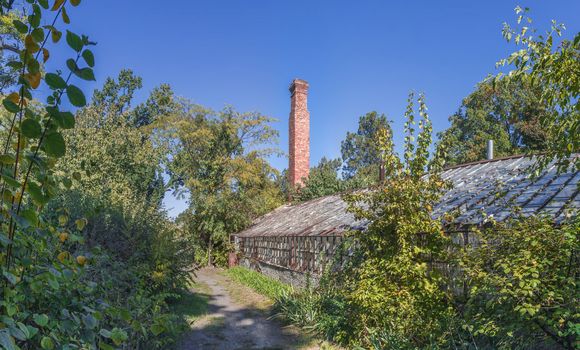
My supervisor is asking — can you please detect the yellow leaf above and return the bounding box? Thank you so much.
[23,72,41,89]
[25,35,40,53]
[51,0,65,11]
[75,218,87,231]
[42,48,50,63]
[59,232,69,242]
[51,29,62,43]
[6,92,20,104]
[61,7,70,24]
[57,251,68,263]
[76,255,87,266]
[58,214,68,226]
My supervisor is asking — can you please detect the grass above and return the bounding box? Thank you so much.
[223,266,293,300]
[169,280,211,326]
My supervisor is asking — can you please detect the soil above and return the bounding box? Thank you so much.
[177,267,326,350]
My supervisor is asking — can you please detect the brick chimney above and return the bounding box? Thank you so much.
[288,79,310,191]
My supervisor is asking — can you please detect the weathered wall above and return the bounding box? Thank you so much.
[235,235,344,275]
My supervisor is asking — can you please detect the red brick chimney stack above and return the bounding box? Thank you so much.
[288,79,310,191]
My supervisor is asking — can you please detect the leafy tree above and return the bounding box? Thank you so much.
[163,104,283,265]
[438,77,549,166]
[295,157,344,202]
[57,70,174,258]
[0,10,25,93]
[340,111,390,181]
[497,7,579,172]
[338,93,453,348]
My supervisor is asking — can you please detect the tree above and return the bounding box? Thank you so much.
[339,93,453,348]
[57,70,173,257]
[0,10,25,93]
[295,157,344,202]
[163,104,283,265]
[497,7,579,172]
[341,111,391,180]
[438,77,549,166]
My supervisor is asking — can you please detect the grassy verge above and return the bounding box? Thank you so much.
[222,266,342,349]
[169,280,211,330]
[223,266,293,300]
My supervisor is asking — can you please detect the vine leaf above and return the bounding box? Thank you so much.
[21,119,42,138]
[66,85,86,107]
[44,132,66,157]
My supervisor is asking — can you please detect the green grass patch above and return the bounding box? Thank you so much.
[224,266,292,300]
[169,281,211,326]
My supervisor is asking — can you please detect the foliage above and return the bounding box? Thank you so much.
[497,7,579,172]
[438,77,549,166]
[336,92,455,348]
[294,157,345,202]
[165,104,283,266]
[0,9,25,93]
[340,111,390,181]
[224,266,291,300]
[461,215,579,349]
[0,1,194,347]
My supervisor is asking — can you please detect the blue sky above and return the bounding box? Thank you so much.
[52,0,580,218]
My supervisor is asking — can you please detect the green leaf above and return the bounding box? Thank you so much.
[82,314,97,330]
[0,232,11,246]
[65,30,83,52]
[27,181,47,204]
[20,209,39,227]
[16,322,30,340]
[45,73,67,89]
[98,341,114,350]
[21,118,42,138]
[3,99,20,113]
[150,323,164,336]
[66,85,86,107]
[3,271,17,285]
[33,314,49,327]
[1,172,21,188]
[66,58,78,72]
[82,49,94,67]
[75,67,95,81]
[13,20,28,34]
[40,336,54,350]
[31,27,44,42]
[0,330,16,350]
[0,154,15,165]
[38,0,49,9]
[44,132,66,157]
[56,112,75,129]
[110,328,128,346]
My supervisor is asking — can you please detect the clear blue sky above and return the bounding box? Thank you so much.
[55,0,580,218]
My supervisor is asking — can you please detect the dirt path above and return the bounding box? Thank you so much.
[178,267,321,350]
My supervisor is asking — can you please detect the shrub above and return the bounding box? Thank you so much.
[461,215,579,349]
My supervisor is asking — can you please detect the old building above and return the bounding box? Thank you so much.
[232,79,580,287]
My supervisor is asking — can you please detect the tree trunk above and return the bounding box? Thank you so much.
[207,240,213,267]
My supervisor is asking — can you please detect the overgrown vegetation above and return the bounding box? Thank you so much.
[224,267,292,300]
[275,92,579,349]
[166,104,284,266]
[0,2,194,348]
